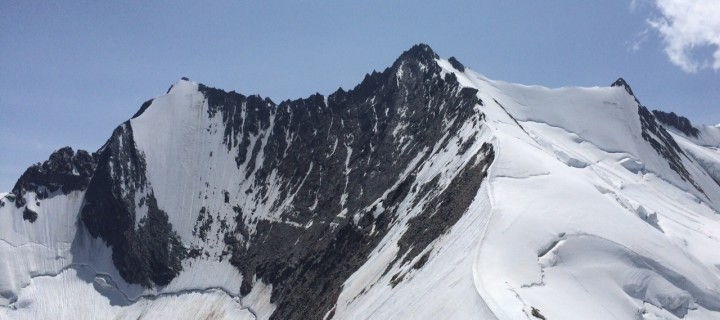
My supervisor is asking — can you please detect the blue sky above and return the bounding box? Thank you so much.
[1,1,719,191]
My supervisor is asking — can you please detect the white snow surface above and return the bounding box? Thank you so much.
[2,66,720,320]
[0,267,253,320]
[434,61,720,320]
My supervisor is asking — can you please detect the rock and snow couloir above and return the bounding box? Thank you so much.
[2,44,720,319]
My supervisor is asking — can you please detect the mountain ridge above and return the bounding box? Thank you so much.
[2,44,720,320]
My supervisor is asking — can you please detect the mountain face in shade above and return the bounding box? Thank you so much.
[3,44,720,320]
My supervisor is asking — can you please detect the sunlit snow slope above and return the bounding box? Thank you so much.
[2,45,720,320]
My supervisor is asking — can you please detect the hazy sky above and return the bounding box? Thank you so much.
[1,1,719,191]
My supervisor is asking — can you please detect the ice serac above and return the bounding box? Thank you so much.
[3,44,720,320]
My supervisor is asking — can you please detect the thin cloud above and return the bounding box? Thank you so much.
[647,0,720,73]
[629,0,649,12]
[626,29,649,53]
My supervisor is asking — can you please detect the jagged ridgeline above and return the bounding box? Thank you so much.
[6,43,720,320]
[51,44,494,319]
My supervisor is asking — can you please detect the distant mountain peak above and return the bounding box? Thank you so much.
[611,77,635,96]
[394,43,439,66]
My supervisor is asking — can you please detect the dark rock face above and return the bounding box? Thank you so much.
[11,146,97,207]
[652,110,700,138]
[122,193,186,286]
[22,207,38,223]
[199,86,274,169]
[448,56,465,72]
[81,123,185,287]
[191,44,491,319]
[131,99,154,119]
[637,106,703,193]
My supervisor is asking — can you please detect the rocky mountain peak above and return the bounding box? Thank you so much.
[11,146,96,207]
[611,77,635,96]
[395,43,439,64]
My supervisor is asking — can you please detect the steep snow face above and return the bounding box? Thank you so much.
[130,79,217,238]
[0,191,84,305]
[3,45,720,320]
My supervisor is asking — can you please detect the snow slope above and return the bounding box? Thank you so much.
[1,267,253,320]
[2,46,720,319]
[440,63,720,319]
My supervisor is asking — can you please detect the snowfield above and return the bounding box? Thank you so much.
[453,66,720,319]
[3,267,253,320]
[2,51,720,319]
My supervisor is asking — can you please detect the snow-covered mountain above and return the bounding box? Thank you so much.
[2,44,720,320]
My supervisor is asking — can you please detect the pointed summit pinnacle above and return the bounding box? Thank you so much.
[395,43,439,66]
[611,78,635,96]
[388,43,443,83]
